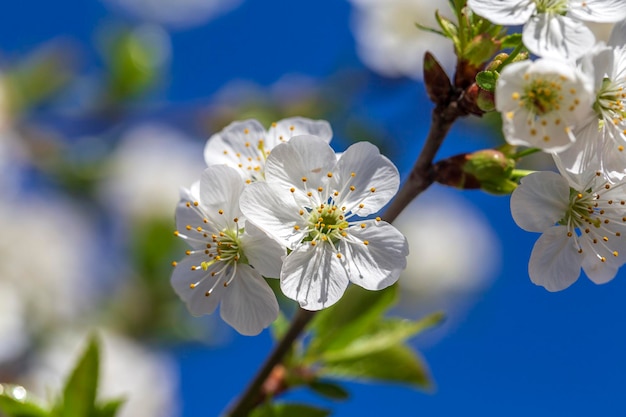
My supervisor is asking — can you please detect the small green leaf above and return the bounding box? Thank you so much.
[0,390,48,417]
[307,284,398,358]
[308,379,350,401]
[93,398,125,417]
[250,403,330,417]
[320,312,444,363]
[476,71,499,92]
[434,10,458,40]
[501,33,523,50]
[319,345,432,389]
[56,335,100,417]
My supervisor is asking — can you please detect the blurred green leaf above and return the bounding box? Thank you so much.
[501,33,523,50]
[55,335,100,417]
[308,380,350,401]
[270,311,290,341]
[307,284,397,358]
[250,403,330,417]
[320,344,432,389]
[320,313,444,363]
[0,389,48,417]
[93,399,125,417]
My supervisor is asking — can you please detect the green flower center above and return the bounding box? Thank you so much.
[534,0,568,14]
[522,77,562,116]
[594,77,626,123]
[201,228,247,270]
[559,188,601,229]
[307,202,349,245]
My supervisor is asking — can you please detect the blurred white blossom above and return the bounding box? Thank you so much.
[349,0,455,79]
[394,189,499,325]
[0,196,95,363]
[98,123,205,221]
[23,329,179,417]
[102,0,244,29]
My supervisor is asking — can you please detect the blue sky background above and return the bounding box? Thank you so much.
[2,1,626,416]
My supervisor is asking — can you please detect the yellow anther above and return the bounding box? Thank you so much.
[363,240,369,245]
[171,261,178,267]
[327,172,333,178]
[218,209,224,214]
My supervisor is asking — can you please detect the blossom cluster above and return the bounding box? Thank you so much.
[171,118,409,335]
[469,1,626,290]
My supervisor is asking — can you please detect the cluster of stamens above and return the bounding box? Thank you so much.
[172,201,244,297]
[220,124,298,183]
[560,172,626,263]
[534,0,569,14]
[508,73,580,143]
[595,77,626,135]
[291,171,380,258]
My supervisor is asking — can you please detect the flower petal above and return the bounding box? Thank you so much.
[580,238,621,285]
[569,0,626,23]
[264,135,337,197]
[280,244,350,310]
[341,220,408,290]
[467,0,534,25]
[198,165,245,224]
[523,14,595,60]
[333,142,400,216]
[266,117,332,148]
[203,119,266,170]
[528,226,582,291]
[241,221,286,278]
[220,265,279,336]
[170,254,225,316]
[240,181,307,249]
[510,171,570,232]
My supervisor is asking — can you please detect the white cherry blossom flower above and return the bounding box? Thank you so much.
[555,42,626,179]
[511,169,626,291]
[496,58,593,152]
[468,0,626,60]
[349,0,455,79]
[171,165,284,335]
[240,135,409,310]
[203,117,332,183]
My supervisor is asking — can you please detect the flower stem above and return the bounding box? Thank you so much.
[224,307,316,417]
[222,101,464,417]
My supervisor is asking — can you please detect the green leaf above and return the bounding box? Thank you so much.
[0,389,48,417]
[308,379,350,401]
[270,311,290,341]
[476,71,499,92]
[320,313,444,363]
[56,335,100,417]
[249,403,330,417]
[307,284,398,358]
[501,33,523,50]
[93,399,125,417]
[319,345,432,389]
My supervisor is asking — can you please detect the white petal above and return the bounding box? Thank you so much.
[199,165,244,222]
[342,221,408,290]
[523,14,596,60]
[332,142,400,216]
[220,265,279,336]
[264,135,337,195]
[569,0,626,23]
[170,254,225,316]
[280,244,350,310]
[580,238,621,284]
[203,119,266,171]
[528,226,582,291]
[266,117,333,148]
[510,171,570,232]
[609,18,626,46]
[467,0,534,25]
[554,116,603,177]
[240,181,306,248]
[241,222,286,278]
